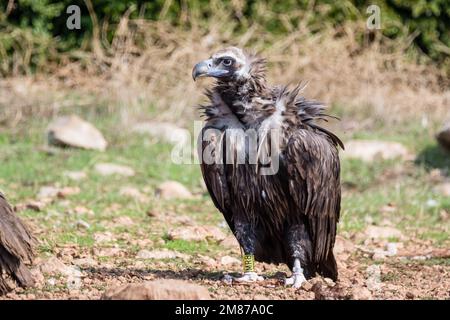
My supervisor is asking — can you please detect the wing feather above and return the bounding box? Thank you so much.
[198,128,235,232]
[0,193,35,294]
[285,129,341,262]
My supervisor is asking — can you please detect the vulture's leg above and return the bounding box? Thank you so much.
[285,258,306,288]
[232,220,263,283]
[284,224,310,288]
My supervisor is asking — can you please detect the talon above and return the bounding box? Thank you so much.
[285,273,306,288]
[222,274,234,284]
[234,272,264,283]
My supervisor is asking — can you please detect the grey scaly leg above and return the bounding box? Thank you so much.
[284,224,311,288]
[285,258,306,288]
[231,220,263,282]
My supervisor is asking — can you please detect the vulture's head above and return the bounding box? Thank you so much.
[192,47,265,82]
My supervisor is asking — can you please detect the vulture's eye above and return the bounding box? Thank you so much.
[222,59,233,66]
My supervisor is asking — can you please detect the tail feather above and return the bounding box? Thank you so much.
[318,251,338,281]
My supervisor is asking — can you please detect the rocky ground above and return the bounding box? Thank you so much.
[2,231,449,300]
[0,115,449,300]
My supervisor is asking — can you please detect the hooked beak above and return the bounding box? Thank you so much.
[192,59,229,81]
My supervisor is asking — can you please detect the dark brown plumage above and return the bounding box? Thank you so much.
[193,47,343,285]
[0,192,35,294]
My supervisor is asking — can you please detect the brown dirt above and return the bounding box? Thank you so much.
[1,236,448,300]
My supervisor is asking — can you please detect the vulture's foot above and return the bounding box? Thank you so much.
[285,273,306,288]
[285,258,306,288]
[233,272,264,283]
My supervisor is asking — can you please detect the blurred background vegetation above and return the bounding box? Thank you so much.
[1,0,449,76]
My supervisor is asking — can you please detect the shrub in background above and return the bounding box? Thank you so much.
[0,0,448,75]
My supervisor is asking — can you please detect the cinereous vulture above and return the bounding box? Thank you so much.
[0,192,35,294]
[192,47,343,287]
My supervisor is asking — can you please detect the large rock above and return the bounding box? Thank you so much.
[437,121,450,151]
[343,140,410,162]
[132,122,190,145]
[47,115,107,151]
[156,181,193,199]
[102,280,210,300]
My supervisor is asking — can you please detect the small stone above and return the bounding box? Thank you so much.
[343,140,411,162]
[66,275,82,290]
[220,235,240,249]
[93,247,122,257]
[352,287,373,300]
[440,210,449,222]
[37,186,80,200]
[64,171,87,181]
[93,232,114,243]
[94,163,135,177]
[156,181,193,200]
[37,186,60,199]
[406,292,415,299]
[426,199,439,208]
[113,216,135,226]
[323,278,335,287]
[366,265,382,291]
[197,255,217,267]
[301,281,313,291]
[146,209,159,217]
[131,122,190,145]
[24,200,46,212]
[30,268,45,287]
[39,256,80,277]
[436,183,450,197]
[333,236,355,255]
[136,249,189,260]
[76,219,90,230]
[365,225,404,240]
[73,206,94,216]
[72,257,98,267]
[372,250,387,260]
[364,215,374,225]
[167,225,226,242]
[380,204,397,214]
[385,243,398,256]
[57,187,80,198]
[119,186,149,202]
